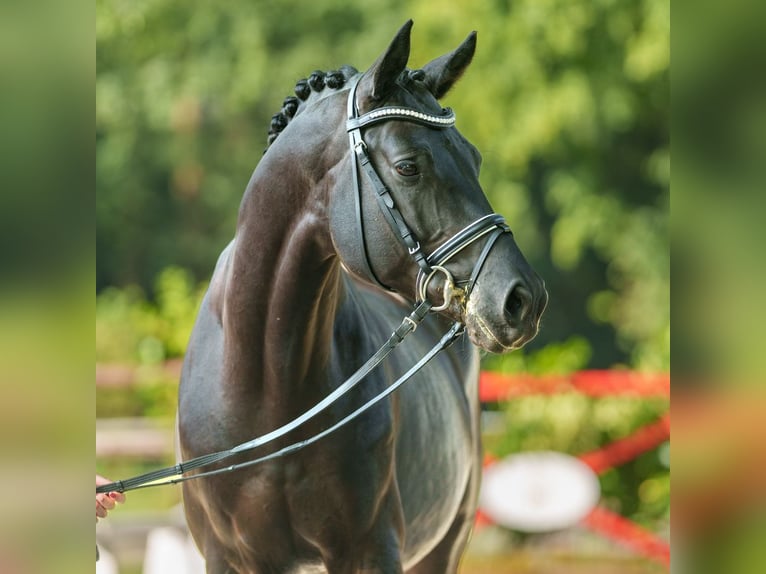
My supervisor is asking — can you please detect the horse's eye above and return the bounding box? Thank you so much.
[395,161,419,177]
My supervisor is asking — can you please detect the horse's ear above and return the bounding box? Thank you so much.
[359,20,413,107]
[422,31,477,100]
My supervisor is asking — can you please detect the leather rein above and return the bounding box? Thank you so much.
[97,75,512,495]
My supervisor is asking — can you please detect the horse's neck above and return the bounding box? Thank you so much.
[217,138,346,404]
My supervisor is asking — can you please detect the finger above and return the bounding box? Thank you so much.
[97,494,116,510]
[109,491,126,504]
[96,501,108,519]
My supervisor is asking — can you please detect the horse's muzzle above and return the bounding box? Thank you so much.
[464,273,548,353]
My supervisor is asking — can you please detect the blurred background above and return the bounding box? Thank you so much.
[96,0,669,572]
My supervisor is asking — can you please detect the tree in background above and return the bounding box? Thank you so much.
[97,0,668,372]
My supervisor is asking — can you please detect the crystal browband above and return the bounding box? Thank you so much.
[347,106,456,131]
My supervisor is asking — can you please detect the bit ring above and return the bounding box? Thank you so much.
[419,265,463,312]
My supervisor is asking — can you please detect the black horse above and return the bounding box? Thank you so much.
[178,21,547,573]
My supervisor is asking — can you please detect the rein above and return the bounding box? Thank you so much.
[97,76,511,495]
[98,302,458,494]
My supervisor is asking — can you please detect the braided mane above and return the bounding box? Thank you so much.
[264,65,359,151]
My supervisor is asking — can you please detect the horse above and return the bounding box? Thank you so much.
[178,20,547,574]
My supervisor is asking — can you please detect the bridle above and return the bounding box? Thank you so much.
[345,73,512,312]
[97,74,513,495]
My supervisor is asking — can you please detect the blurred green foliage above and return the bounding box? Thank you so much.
[97,0,668,372]
[96,378,179,418]
[97,266,205,363]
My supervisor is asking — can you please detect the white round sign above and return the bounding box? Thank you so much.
[479,451,601,532]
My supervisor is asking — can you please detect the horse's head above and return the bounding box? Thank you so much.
[328,21,547,353]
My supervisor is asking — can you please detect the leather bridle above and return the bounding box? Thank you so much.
[97,75,513,495]
[345,74,511,312]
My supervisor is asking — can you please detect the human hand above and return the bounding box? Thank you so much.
[96,475,126,521]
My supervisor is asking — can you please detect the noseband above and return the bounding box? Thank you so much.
[346,74,511,311]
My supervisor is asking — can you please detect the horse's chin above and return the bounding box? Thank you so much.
[464,317,522,354]
[462,304,538,354]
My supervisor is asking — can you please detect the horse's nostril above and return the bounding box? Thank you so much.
[504,285,530,323]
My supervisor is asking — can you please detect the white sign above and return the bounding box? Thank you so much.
[479,451,601,532]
